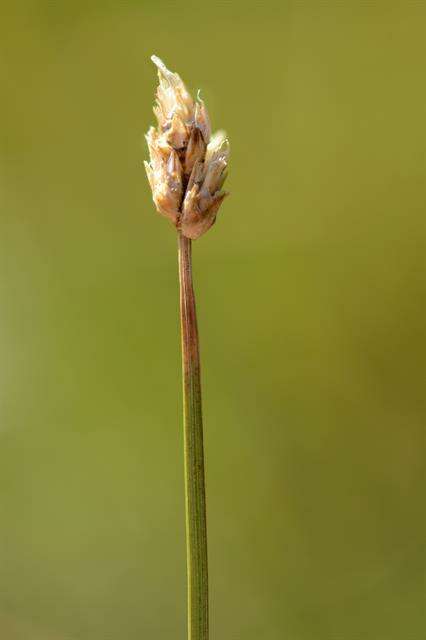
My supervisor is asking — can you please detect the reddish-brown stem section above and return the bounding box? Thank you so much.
[178,232,209,640]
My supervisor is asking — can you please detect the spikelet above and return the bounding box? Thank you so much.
[144,56,229,239]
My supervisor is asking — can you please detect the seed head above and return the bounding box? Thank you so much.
[144,56,229,239]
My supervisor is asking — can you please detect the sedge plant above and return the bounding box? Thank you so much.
[144,56,229,640]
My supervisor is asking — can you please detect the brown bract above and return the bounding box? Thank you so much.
[144,55,229,240]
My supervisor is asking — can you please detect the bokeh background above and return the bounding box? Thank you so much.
[1,1,426,638]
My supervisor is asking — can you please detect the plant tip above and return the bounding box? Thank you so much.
[144,56,229,239]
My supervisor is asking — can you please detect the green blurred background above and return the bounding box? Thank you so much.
[1,1,425,638]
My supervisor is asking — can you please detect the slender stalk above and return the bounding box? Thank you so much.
[178,231,209,640]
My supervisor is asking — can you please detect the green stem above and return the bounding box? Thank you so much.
[178,232,209,640]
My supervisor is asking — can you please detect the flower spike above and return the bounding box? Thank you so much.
[144,55,229,239]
